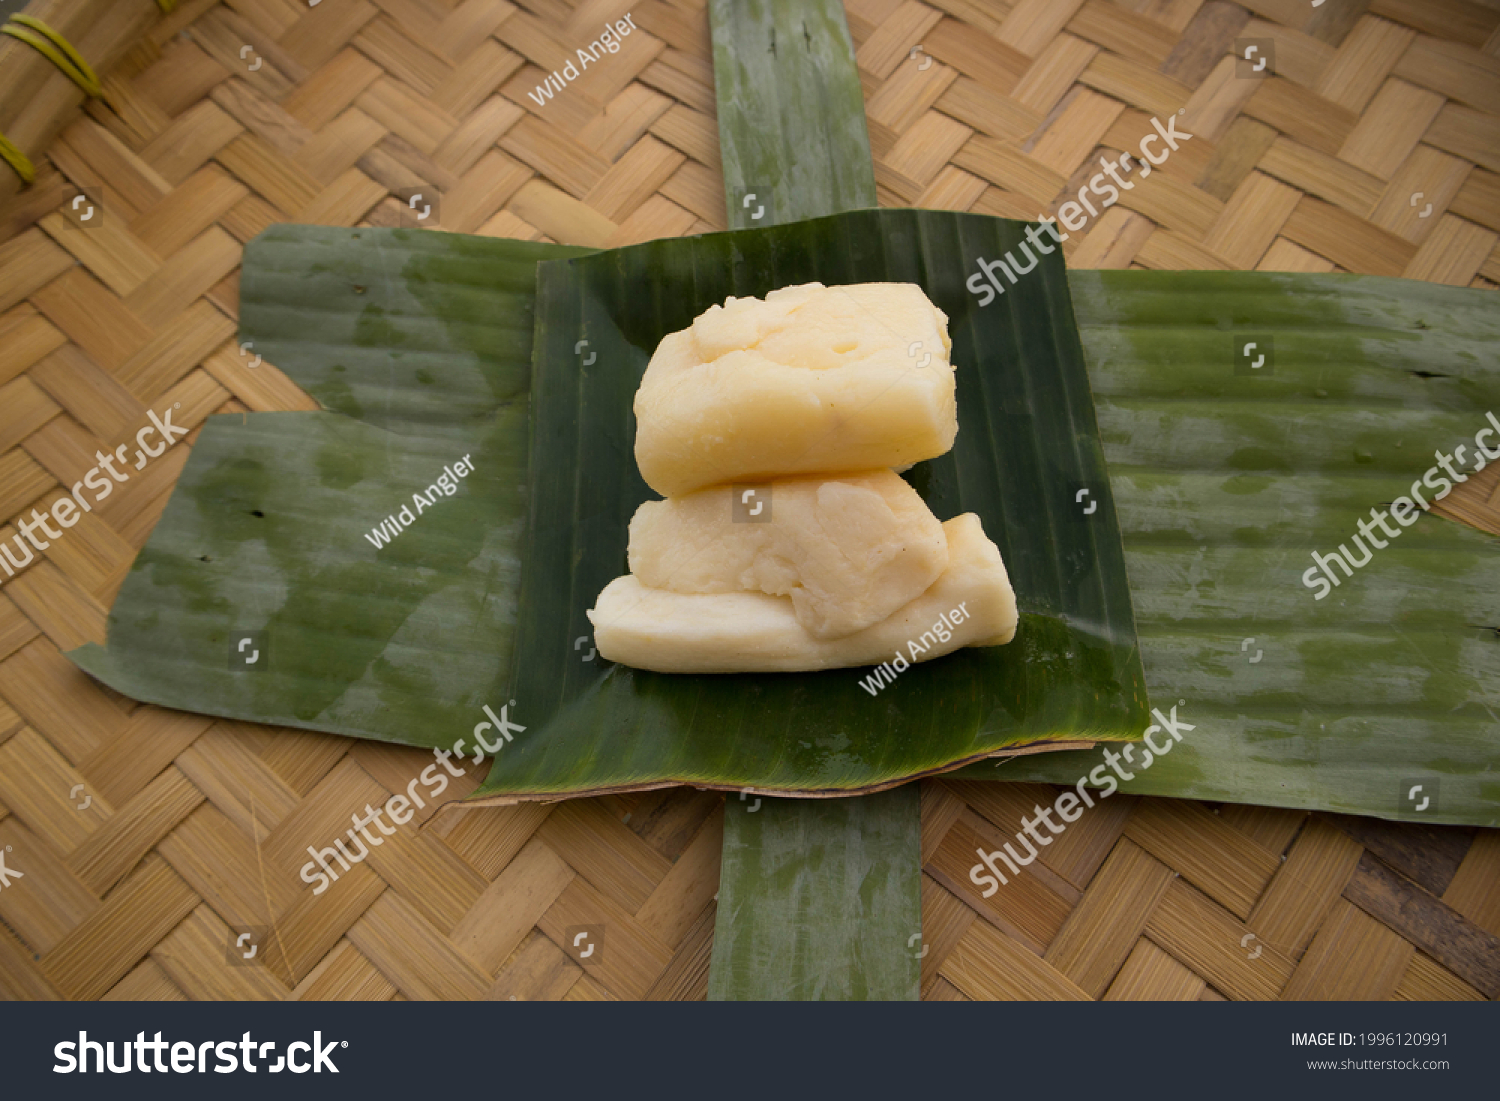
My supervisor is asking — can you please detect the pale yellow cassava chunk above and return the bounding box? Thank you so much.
[628,469,947,640]
[633,282,956,496]
[589,513,1016,674]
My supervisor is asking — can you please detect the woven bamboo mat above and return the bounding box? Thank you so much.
[0,0,1496,1002]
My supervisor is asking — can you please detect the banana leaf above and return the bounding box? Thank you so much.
[955,271,1500,826]
[69,226,590,743]
[705,0,919,1003]
[709,785,921,1000]
[470,207,1150,802]
[710,0,878,225]
[65,233,1499,824]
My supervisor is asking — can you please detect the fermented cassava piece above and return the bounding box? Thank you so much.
[590,514,1017,674]
[633,282,957,496]
[628,470,947,640]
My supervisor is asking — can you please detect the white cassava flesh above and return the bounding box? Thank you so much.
[589,513,1016,674]
[632,282,957,496]
[627,470,947,640]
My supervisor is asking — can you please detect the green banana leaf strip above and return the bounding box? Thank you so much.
[955,271,1500,826]
[707,784,921,1001]
[708,0,916,1004]
[709,0,877,226]
[475,207,1149,800]
[69,226,591,745]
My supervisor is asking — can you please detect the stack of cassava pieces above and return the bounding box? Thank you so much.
[587,282,1019,674]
